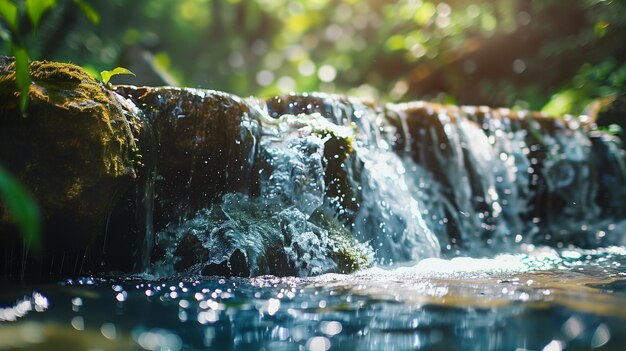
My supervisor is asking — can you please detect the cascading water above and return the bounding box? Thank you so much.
[386,101,626,253]
[264,95,441,264]
[109,88,626,277]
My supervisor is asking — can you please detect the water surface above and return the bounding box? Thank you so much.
[3,245,626,351]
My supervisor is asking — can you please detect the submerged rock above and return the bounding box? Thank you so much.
[0,58,138,277]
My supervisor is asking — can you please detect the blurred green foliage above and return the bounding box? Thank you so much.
[0,166,40,252]
[25,0,57,29]
[1,0,625,114]
[0,0,99,111]
[543,58,626,116]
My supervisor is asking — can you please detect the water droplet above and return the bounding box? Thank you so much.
[71,316,84,331]
[543,340,564,351]
[591,324,611,348]
[267,298,280,316]
[307,336,331,351]
[321,321,342,336]
[116,292,127,302]
[561,316,584,340]
[101,323,117,339]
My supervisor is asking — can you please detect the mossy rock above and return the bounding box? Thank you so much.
[309,210,373,273]
[0,57,138,273]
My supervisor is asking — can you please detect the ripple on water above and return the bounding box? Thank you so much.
[3,246,626,350]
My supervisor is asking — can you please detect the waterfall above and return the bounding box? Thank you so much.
[112,89,626,277]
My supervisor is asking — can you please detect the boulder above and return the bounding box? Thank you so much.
[0,57,138,277]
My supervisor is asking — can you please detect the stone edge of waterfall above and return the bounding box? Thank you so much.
[0,57,625,280]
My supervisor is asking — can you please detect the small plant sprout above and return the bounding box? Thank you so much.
[100,67,135,86]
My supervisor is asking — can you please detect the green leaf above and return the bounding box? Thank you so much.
[541,89,587,117]
[13,46,31,113]
[0,166,41,252]
[0,0,18,32]
[73,0,99,25]
[26,0,56,29]
[100,67,135,85]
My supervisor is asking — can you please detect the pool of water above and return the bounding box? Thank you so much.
[3,245,626,351]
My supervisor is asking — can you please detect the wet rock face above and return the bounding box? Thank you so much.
[113,86,261,229]
[0,58,137,260]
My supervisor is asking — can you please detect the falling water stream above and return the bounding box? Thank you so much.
[1,90,626,350]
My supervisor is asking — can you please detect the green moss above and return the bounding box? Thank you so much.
[310,210,373,273]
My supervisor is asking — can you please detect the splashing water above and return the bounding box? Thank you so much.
[110,89,626,277]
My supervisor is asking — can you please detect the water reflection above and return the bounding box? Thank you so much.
[3,247,626,350]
